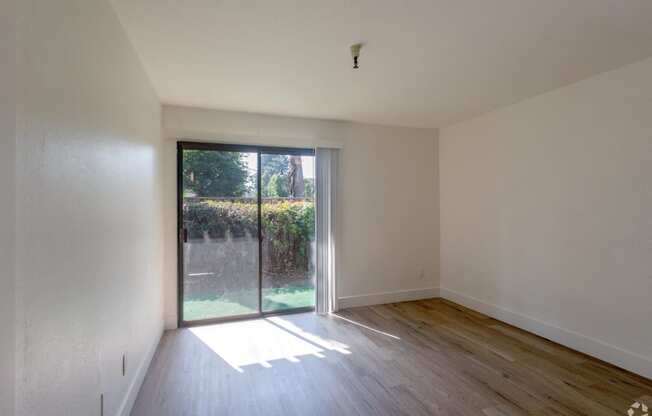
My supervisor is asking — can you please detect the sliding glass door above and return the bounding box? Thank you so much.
[178,142,315,326]
[261,152,316,313]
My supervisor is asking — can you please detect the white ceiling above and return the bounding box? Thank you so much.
[111,0,652,128]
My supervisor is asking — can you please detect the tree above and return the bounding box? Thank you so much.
[303,178,315,199]
[261,154,289,197]
[183,150,250,197]
[288,156,305,197]
[267,174,289,197]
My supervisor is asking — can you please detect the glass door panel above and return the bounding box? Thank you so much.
[260,153,316,313]
[180,147,259,322]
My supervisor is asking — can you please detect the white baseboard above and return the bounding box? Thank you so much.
[338,287,440,309]
[439,287,652,380]
[118,327,164,416]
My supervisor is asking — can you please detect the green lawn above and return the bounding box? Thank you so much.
[183,286,315,321]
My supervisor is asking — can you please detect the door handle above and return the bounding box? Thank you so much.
[180,228,188,243]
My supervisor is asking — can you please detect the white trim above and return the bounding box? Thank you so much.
[164,129,344,149]
[118,329,163,416]
[338,287,440,309]
[439,288,652,380]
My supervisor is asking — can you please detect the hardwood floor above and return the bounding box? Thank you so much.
[131,299,652,416]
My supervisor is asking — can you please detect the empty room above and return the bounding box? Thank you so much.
[2,1,652,415]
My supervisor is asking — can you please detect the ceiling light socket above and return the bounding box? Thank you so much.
[350,43,362,69]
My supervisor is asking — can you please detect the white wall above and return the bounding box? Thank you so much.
[0,0,16,414]
[439,57,652,379]
[163,106,440,328]
[15,1,164,415]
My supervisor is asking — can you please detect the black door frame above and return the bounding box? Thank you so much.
[177,141,316,327]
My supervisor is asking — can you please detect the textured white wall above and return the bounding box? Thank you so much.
[440,57,652,378]
[162,106,440,328]
[15,1,164,415]
[0,0,16,414]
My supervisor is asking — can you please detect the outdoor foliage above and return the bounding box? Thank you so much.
[261,154,289,197]
[262,200,315,273]
[266,174,289,197]
[183,150,251,197]
[184,199,315,273]
[303,178,315,198]
[261,154,314,198]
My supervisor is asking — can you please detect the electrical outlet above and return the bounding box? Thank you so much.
[418,269,425,280]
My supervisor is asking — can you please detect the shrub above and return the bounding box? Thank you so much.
[184,200,257,239]
[183,198,315,274]
[261,200,315,273]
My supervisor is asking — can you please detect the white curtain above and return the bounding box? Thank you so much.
[315,148,339,314]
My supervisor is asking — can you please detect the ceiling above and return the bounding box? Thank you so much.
[111,0,652,128]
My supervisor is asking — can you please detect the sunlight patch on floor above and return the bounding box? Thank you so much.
[189,317,350,372]
[266,316,351,354]
[331,314,401,340]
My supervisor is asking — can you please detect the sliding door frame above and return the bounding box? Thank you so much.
[177,141,316,327]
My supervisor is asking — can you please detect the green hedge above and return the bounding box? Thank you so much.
[184,199,315,273]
